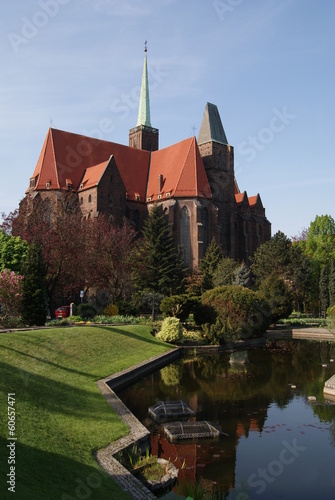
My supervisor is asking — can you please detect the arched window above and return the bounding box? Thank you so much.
[202,208,209,253]
[88,194,92,203]
[180,206,191,266]
[80,197,83,205]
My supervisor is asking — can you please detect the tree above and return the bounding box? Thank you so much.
[250,231,292,286]
[329,260,335,308]
[258,273,293,324]
[7,195,87,315]
[305,214,335,268]
[319,265,329,318]
[213,256,238,287]
[133,204,185,317]
[0,231,28,273]
[233,262,251,287]
[200,238,222,291]
[85,214,137,303]
[0,270,24,327]
[21,241,47,326]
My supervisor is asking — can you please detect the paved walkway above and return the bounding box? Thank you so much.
[266,327,335,341]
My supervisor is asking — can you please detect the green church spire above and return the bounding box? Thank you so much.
[136,41,152,128]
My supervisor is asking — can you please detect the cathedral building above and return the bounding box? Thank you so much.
[24,48,271,269]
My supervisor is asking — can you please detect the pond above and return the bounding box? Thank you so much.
[117,340,335,499]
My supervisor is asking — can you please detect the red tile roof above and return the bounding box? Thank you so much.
[29,129,212,203]
[148,137,212,201]
[28,128,151,200]
[235,192,246,205]
[79,161,109,191]
[248,195,258,207]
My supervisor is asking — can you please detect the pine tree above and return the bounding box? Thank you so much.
[234,262,251,287]
[21,241,47,326]
[134,204,184,298]
[200,238,222,291]
[319,265,329,318]
[329,260,335,308]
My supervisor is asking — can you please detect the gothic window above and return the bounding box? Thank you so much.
[88,194,92,203]
[201,208,209,253]
[80,197,83,205]
[180,206,191,266]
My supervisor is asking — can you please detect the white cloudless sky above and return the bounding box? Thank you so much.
[1,0,334,238]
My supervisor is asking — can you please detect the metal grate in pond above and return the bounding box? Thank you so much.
[148,400,195,422]
[163,420,224,442]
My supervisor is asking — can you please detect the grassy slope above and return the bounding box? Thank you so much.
[0,325,171,499]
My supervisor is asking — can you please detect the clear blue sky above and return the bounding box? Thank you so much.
[1,0,334,238]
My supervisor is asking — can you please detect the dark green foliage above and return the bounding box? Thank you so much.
[251,231,292,286]
[319,266,330,318]
[133,204,186,296]
[21,241,47,326]
[193,301,216,326]
[257,273,293,324]
[160,294,198,322]
[200,286,271,344]
[213,256,238,287]
[329,260,335,307]
[116,299,139,316]
[77,303,97,320]
[200,238,222,291]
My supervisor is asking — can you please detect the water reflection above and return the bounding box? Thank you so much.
[118,341,335,499]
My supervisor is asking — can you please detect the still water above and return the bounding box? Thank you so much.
[118,341,335,499]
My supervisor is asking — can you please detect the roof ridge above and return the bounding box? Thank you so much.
[49,128,60,189]
[174,137,194,196]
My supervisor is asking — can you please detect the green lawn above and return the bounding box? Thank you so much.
[0,325,172,499]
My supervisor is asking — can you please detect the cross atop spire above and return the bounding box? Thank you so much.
[136,42,151,127]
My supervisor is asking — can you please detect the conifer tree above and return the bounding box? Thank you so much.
[234,262,251,288]
[21,241,47,326]
[133,204,185,302]
[200,238,222,292]
[319,265,329,318]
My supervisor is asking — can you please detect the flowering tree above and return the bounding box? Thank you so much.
[0,270,24,327]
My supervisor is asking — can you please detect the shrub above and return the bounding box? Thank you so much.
[257,273,293,324]
[156,317,183,343]
[200,285,271,344]
[103,303,119,316]
[116,300,139,316]
[93,314,141,324]
[160,294,197,322]
[77,303,97,320]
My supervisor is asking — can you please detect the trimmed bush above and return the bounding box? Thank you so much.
[77,303,97,320]
[103,303,119,316]
[160,294,197,322]
[200,285,271,344]
[156,317,183,343]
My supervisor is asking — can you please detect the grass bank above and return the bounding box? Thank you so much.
[0,325,172,499]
